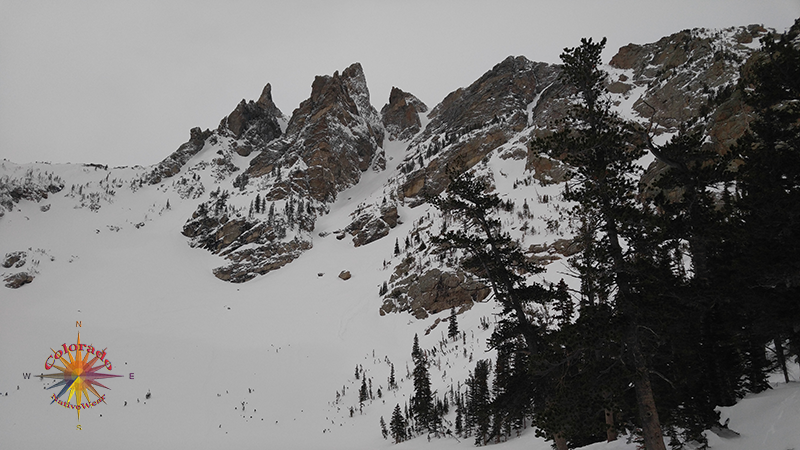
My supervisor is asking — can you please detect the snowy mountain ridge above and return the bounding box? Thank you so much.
[0,24,771,290]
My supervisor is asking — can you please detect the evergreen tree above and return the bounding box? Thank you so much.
[388,363,398,390]
[646,130,742,442]
[490,337,536,441]
[390,404,407,443]
[268,202,275,225]
[410,334,434,432]
[431,170,557,445]
[380,416,388,439]
[631,23,800,444]
[467,359,492,445]
[359,377,369,405]
[552,279,573,328]
[729,23,800,389]
[532,37,668,450]
[447,307,459,341]
[490,345,511,442]
[455,399,464,436]
[431,171,549,360]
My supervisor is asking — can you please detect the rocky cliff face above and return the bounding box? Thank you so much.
[608,25,769,153]
[0,170,64,215]
[246,62,385,203]
[398,56,565,205]
[146,127,214,185]
[218,83,285,153]
[381,87,428,141]
[343,203,399,247]
[147,84,285,186]
[176,63,388,282]
[380,264,490,319]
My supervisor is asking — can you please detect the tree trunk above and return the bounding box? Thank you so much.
[554,433,569,450]
[630,330,667,450]
[747,337,770,393]
[774,337,790,384]
[791,326,800,366]
[603,214,665,450]
[602,390,618,442]
[605,407,618,442]
[603,211,666,450]
[705,307,738,406]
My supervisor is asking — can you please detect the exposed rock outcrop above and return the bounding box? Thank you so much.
[147,84,284,185]
[176,65,390,283]
[399,56,565,204]
[345,204,399,247]
[2,251,27,268]
[4,272,33,289]
[212,238,312,283]
[246,63,385,203]
[146,127,213,184]
[609,25,769,153]
[381,87,428,141]
[380,267,489,319]
[181,189,315,282]
[0,170,64,212]
[218,83,284,149]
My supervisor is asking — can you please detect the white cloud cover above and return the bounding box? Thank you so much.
[1,0,798,167]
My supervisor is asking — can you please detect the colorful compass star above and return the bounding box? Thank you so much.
[39,332,122,420]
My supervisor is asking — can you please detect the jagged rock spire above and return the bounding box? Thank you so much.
[246,62,386,202]
[381,87,428,141]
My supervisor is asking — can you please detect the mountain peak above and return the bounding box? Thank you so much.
[256,83,282,116]
[219,84,285,143]
[381,86,428,141]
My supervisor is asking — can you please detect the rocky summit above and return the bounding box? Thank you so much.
[381,86,429,141]
[246,62,385,202]
[219,83,285,152]
[176,62,388,282]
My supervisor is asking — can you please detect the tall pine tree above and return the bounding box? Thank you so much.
[431,171,563,447]
[533,37,669,450]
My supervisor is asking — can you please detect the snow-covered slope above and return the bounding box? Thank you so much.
[3,133,798,450]
[0,149,545,449]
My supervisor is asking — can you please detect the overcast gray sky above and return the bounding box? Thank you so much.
[1,1,798,167]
